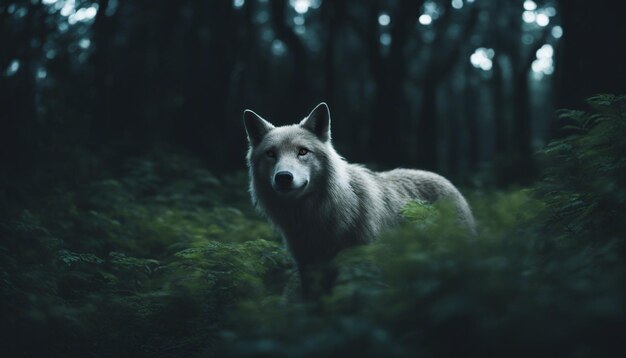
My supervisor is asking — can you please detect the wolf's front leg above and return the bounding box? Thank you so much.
[298,261,338,300]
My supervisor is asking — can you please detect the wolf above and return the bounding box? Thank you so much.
[243,103,475,296]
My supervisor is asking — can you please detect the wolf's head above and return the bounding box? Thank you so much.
[243,103,333,199]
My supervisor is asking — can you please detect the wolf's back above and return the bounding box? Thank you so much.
[376,168,476,232]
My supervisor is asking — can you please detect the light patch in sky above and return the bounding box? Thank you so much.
[536,44,554,59]
[71,6,98,23]
[423,1,441,20]
[470,47,495,72]
[308,0,322,8]
[378,13,390,26]
[543,64,554,75]
[418,14,432,26]
[15,7,27,18]
[380,33,392,46]
[294,15,305,25]
[261,29,273,42]
[233,0,245,9]
[5,60,20,76]
[536,13,550,27]
[522,11,536,24]
[452,0,463,10]
[58,22,69,33]
[37,68,48,80]
[532,44,555,76]
[523,0,537,11]
[544,6,557,17]
[105,0,118,16]
[532,58,554,75]
[79,38,91,49]
[255,10,269,24]
[294,25,306,35]
[271,39,286,56]
[292,0,310,14]
[42,0,58,5]
[60,0,75,17]
[551,26,563,39]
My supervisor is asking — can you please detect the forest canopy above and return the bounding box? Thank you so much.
[2,0,624,183]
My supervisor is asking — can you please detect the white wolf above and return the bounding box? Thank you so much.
[244,103,475,295]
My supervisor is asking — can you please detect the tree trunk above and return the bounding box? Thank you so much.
[510,72,534,183]
[2,1,42,173]
[416,81,438,170]
[368,0,422,166]
[414,5,479,171]
[464,72,479,172]
[90,0,116,144]
[492,58,507,155]
[446,83,460,178]
[323,0,342,104]
[183,1,238,170]
[501,26,547,184]
[271,0,309,121]
[558,0,626,110]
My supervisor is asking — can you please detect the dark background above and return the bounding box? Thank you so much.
[2,0,625,190]
[2,2,626,357]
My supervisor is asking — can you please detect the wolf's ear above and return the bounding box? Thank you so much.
[243,110,274,146]
[300,102,331,142]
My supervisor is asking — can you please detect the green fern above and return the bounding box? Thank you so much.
[537,94,626,243]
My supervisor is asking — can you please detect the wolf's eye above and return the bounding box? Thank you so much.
[266,150,276,158]
[298,148,309,156]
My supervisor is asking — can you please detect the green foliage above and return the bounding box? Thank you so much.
[0,150,291,357]
[2,96,626,357]
[220,189,625,357]
[537,94,626,243]
[400,200,444,229]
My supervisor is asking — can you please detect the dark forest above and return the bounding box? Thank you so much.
[1,0,626,357]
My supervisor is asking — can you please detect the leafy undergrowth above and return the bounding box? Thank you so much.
[222,193,625,357]
[2,96,626,357]
[0,150,293,357]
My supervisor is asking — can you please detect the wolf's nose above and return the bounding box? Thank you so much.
[274,171,294,188]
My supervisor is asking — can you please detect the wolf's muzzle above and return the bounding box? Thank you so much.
[274,171,294,189]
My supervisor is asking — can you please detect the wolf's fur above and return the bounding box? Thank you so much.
[244,103,475,292]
